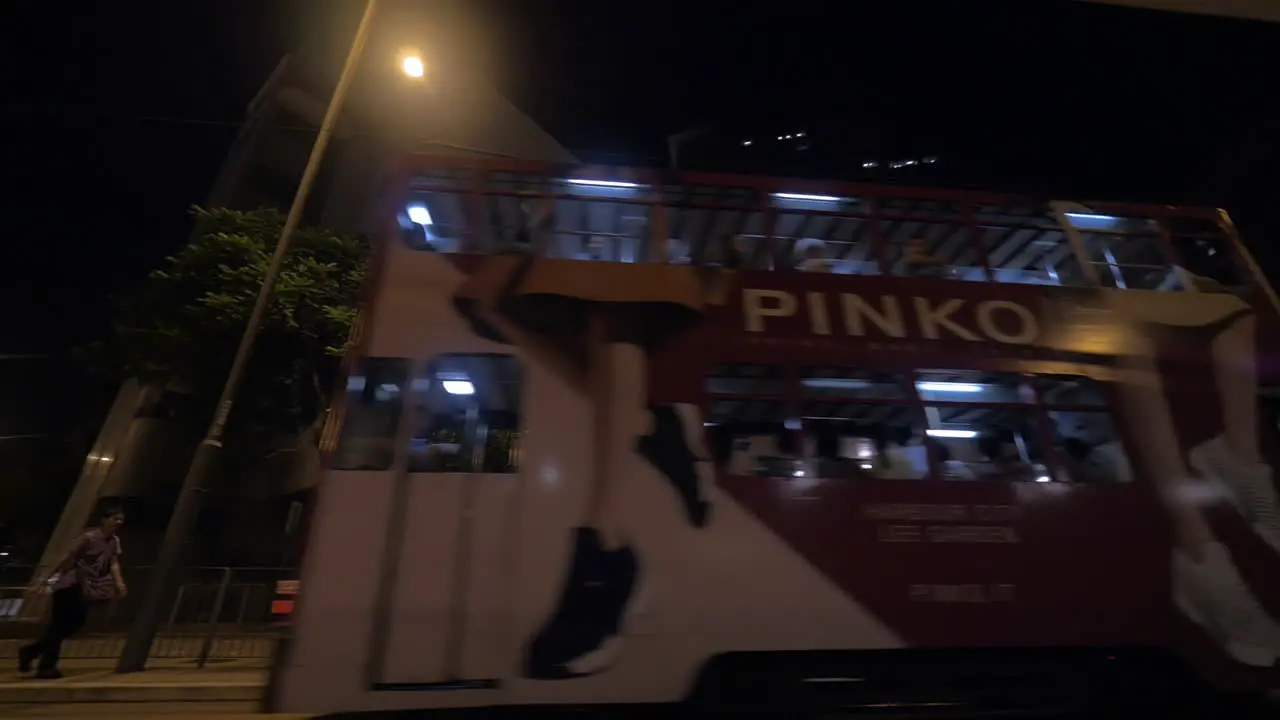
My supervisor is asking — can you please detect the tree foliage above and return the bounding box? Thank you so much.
[88,206,369,439]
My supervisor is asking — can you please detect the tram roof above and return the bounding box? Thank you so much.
[1081,1,1280,24]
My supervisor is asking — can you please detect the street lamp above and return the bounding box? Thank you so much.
[116,0,386,673]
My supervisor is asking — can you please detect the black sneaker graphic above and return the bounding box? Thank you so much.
[523,527,640,679]
[637,405,712,528]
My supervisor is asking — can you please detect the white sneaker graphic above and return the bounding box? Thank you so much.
[1189,436,1280,553]
[1173,542,1280,667]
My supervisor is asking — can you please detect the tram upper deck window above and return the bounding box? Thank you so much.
[880,201,986,282]
[402,189,469,253]
[331,357,411,471]
[977,203,1087,287]
[406,354,522,474]
[1165,216,1250,293]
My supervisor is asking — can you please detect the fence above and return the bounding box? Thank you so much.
[0,565,295,665]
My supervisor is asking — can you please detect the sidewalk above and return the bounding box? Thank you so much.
[0,658,269,705]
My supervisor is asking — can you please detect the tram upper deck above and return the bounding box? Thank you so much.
[387,155,1267,301]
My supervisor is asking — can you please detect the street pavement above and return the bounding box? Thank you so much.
[0,657,281,718]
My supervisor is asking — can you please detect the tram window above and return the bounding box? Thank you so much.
[1048,410,1132,483]
[800,368,906,400]
[925,406,1049,483]
[1034,374,1107,406]
[800,402,931,480]
[402,191,469,253]
[407,354,522,474]
[705,363,785,396]
[331,357,411,471]
[707,399,798,478]
[915,370,1031,404]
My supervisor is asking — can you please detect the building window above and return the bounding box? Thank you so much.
[331,357,410,471]
[406,354,522,474]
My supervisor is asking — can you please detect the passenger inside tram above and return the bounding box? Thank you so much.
[870,424,929,480]
[795,238,832,272]
[903,238,948,277]
[976,432,1027,479]
[932,442,977,481]
[1050,410,1133,484]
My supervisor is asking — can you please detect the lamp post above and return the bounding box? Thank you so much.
[115,0,384,673]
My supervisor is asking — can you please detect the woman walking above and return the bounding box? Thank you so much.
[19,501,127,678]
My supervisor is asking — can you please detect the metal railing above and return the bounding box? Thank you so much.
[0,565,295,666]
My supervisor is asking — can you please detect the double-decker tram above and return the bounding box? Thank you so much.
[274,156,1280,715]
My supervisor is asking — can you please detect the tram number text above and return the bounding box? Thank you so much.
[877,524,1019,543]
[909,584,1016,604]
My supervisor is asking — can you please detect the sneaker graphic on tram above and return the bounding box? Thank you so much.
[523,527,641,679]
[524,403,713,678]
[1189,435,1280,554]
[1173,541,1280,667]
[450,244,732,681]
[636,404,712,528]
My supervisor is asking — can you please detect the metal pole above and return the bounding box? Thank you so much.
[115,0,381,673]
[197,567,233,669]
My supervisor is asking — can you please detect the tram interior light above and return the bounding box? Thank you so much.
[926,429,978,439]
[407,204,433,225]
[916,382,983,393]
[802,378,873,390]
[1063,212,1122,231]
[773,192,842,203]
[566,179,641,189]
[442,379,475,396]
[1064,212,1117,222]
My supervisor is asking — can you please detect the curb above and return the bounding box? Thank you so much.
[0,680,265,704]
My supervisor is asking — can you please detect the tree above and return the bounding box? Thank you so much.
[88,206,369,445]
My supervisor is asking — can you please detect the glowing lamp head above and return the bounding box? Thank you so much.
[402,56,425,78]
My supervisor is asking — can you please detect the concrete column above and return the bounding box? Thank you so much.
[30,381,148,582]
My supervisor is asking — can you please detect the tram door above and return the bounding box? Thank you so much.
[376,353,523,687]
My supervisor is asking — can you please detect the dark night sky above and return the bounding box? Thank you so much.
[2,0,1278,353]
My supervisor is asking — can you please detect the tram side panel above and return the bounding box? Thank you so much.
[279,254,1280,712]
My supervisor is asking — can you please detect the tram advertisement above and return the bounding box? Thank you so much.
[436,254,1280,689]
